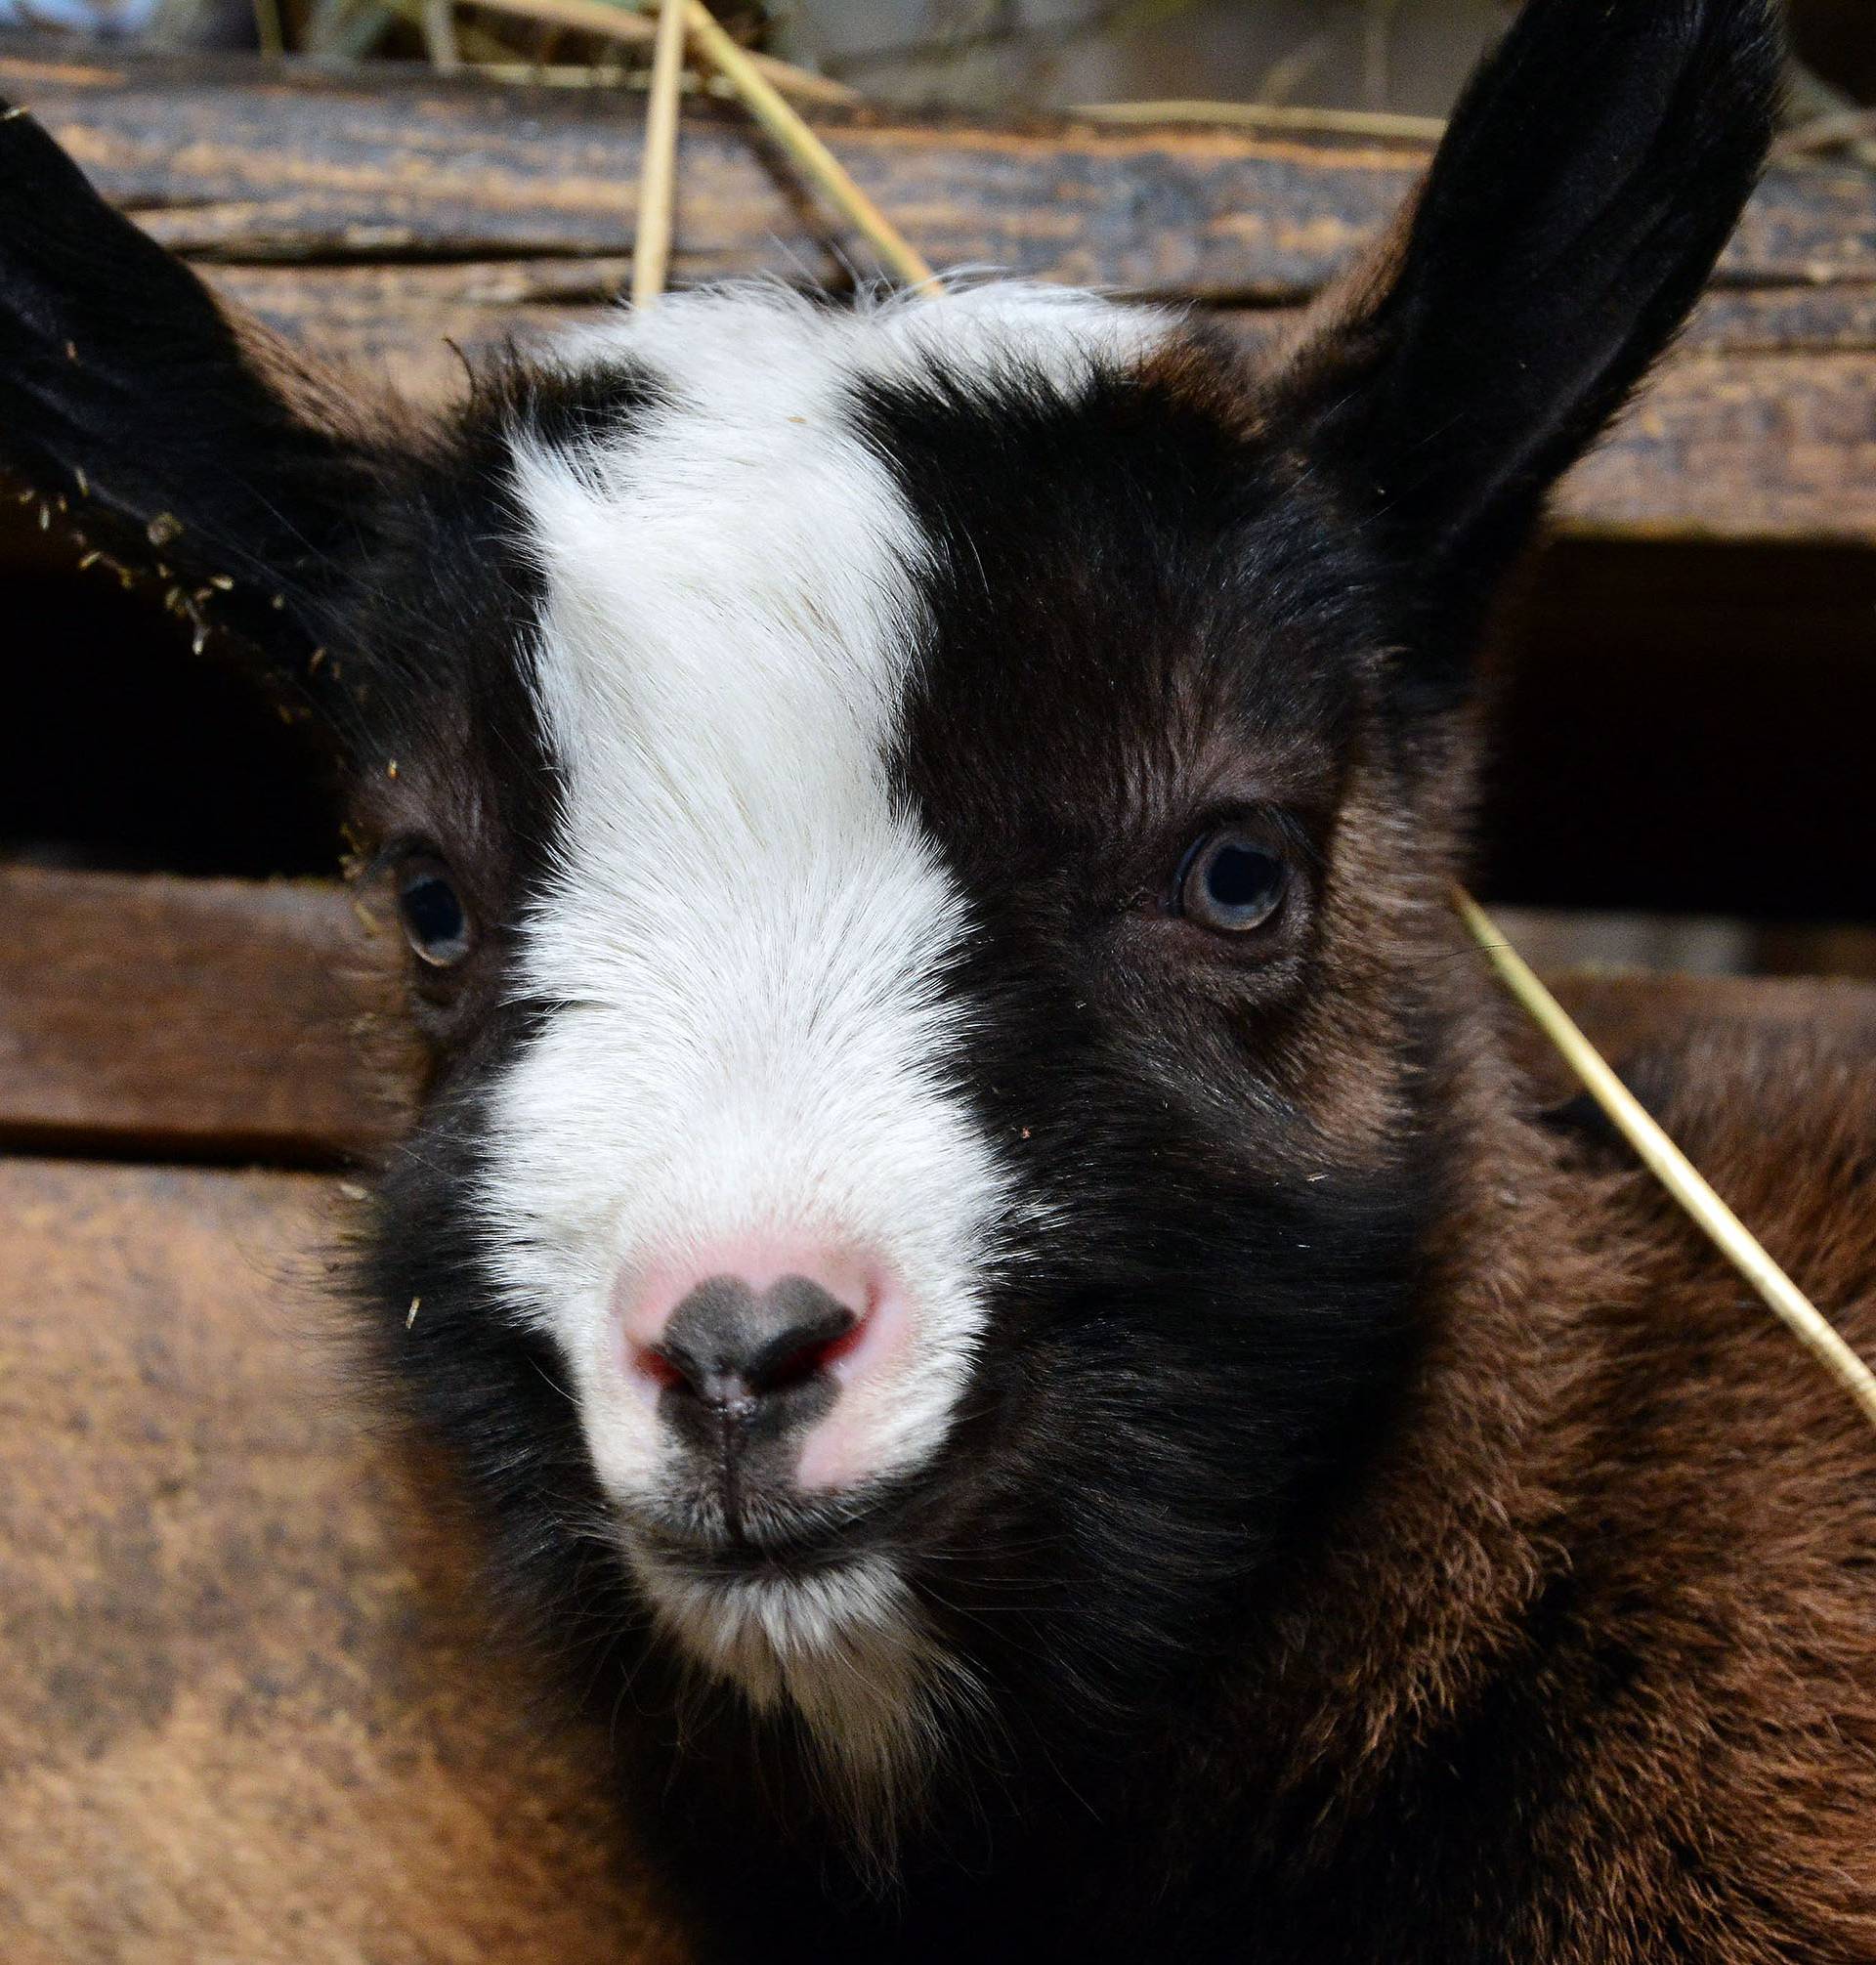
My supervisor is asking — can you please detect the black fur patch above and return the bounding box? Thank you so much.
[842,350,1428,1797]
[0,99,376,665]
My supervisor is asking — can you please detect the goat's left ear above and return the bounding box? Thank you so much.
[0,98,391,667]
[1278,0,1780,705]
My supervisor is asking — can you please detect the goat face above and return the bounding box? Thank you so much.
[0,0,1778,1839]
[353,285,1437,1806]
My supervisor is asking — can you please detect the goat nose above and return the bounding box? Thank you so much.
[635,1271,867,1420]
[619,1250,905,1484]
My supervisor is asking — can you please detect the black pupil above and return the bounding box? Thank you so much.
[402,874,465,951]
[1205,842,1281,915]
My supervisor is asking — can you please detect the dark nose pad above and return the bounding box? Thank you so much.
[651,1275,858,1439]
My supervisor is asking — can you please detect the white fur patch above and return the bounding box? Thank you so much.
[632,1548,978,1834]
[477,281,1172,1766]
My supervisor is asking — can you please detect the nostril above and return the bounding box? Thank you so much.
[745,1307,863,1396]
[637,1271,866,1414]
[632,1344,689,1394]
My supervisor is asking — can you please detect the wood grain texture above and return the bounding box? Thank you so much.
[0,1155,688,1965]
[0,865,413,1165]
[0,42,1872,545]
[1556,350,1876,543]
[0,48,1468,285]
[2,45,1867,295]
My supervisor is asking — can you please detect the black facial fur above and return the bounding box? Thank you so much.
[843,352,1428,1784]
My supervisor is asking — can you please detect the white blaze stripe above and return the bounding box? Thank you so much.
[475,282,1172,1763]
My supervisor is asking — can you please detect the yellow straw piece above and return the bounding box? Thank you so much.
[1071,99,1446,143]
[1454,887,1876,1431]
[679,0,937,291]
[630,0,688,307]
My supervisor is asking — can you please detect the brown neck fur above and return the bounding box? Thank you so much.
[1154,948,1876,1958]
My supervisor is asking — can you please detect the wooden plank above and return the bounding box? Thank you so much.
[2,43,1873,546]
[194,264,1876,401]
[0,1154,685,1965]
[1,43,1870,299]
[195,263,1876,378]
[3,870,1873,1169]
[1554,349,1876,544]
[1681,285,1876,356]
[0,865,413,1165]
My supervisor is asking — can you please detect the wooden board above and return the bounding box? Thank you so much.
[0,1154,687,1965]
[0,865,414,1166]
[2,44,1867,293]
[3,868,1873,1169]
[1,42,1872,546]
[182,257,1876,397]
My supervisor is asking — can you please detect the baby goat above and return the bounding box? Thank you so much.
[5,0,1874,1957]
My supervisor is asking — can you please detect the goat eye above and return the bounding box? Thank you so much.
[396,860,473,967]
[1177,828,1290,934]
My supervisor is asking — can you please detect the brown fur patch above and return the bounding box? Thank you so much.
[1161,981,1876,1961]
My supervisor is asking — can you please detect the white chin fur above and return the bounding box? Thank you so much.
[633,1548,979,1847]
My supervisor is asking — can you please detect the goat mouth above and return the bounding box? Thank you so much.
[627,1500,880,1578]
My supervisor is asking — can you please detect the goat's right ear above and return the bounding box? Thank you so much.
[1272,0,1780,709]
[0,99,386,666]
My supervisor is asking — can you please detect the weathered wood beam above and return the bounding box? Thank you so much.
[1551,349,1876,545]
[3,870,1872,1169]
[181,259,1876,546]
[2,44,1869,297]
[0,1153,684,1964]
[0,865,414,1166]
[185,259,1876,369]
[4,43,1866,547]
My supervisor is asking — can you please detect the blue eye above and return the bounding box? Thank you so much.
[396,860,473,966]
[1177,828,1290,934]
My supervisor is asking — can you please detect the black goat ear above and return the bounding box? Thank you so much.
[0,98,391,666]
[1278,0,1780,706]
